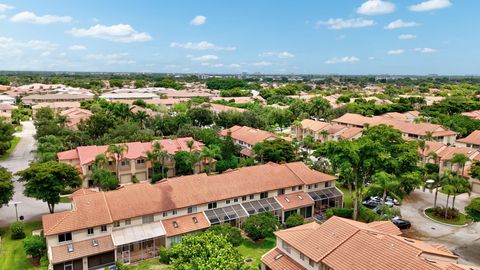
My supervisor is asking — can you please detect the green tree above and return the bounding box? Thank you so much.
[242,212,280,241]
[369,172,401,202]
[0,166,13,207]
[174,151,198,176]
[308,97,332,119]
[254,139,295,163]
[285,213,304,228]
[106,144,128,180]
[450,153,469,176]
[187,108,214,127]
[201,144,221,174]
[146,141,168,181]
[23,235,46,260]
[465,197,480,222]
[170,232,247,270]
[91,168,118,191]
[16,161,81,213]
[207,224,243,246]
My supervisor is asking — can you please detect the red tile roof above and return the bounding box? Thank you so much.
[219,125,278,146]
[275,191,314,211]
[50,235,114,264]
[161,212,210,237]
[457,130,480,146]
[261,248,307,270]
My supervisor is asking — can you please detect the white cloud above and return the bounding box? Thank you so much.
[387,49,404,55]
[67,24,152,43]
[191,54,219,62]
[228,64,241,68]
[260,51,295,59]
[11,11,72,24]
[385,19,420,29]
[40,51,51,57]
[201,63,224,67]
[409,0,452,12]
[190,15,206,26]
[0,3,14,12]
[252,61,272,67]
[325,56,359,64]
[368,56,376,60]
[413,47,437,53]
[170,41,235,51]
[398,34,416,40]
[86,53,135,64]
[68,45,86,51]
[317,18,376,29]
[357,0,395,15]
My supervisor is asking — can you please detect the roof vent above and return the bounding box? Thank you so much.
[403,238,415,243]
[192,217,198,224]
[173,221,179,228]
[92,239,98,247]
[274,254,283,260]
[67,244,74,253]
[285,198,290,203]
[297,195,303,200]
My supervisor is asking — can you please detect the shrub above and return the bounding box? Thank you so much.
[285,213,304,228]
[159,246,173,264]
[115,261,132,270]
[465,197,480,222]
[325,208,353,219]
[428,207,459,220]
[359,206,379,223]
[23,235,46,258]
[10,221,25,240]
[242,212,280,241]
[131,175,139,184]
[207,224,243,246]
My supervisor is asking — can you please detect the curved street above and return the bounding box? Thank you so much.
[0,121,71,227]
[401,189,480,266]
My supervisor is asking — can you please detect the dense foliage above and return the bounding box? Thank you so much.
[0,166,13,207]
[242,212,280,241]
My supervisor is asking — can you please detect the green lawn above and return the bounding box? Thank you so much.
[425,208,473,225]
[0,221,47,270]
[338,187,353,208]
[237,236,276,269]
[0,136,20,161]
[15,125,23,132]
[59,196,71,204]
[129,259,170,270]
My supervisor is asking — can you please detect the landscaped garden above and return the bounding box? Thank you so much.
[425,207,473,225]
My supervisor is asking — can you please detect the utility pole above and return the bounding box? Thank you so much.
[8,201,22,222]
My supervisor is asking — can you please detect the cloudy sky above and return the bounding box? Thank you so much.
[0,0,477,74]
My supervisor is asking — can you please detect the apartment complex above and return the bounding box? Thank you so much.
[292,119,363,142]
[219,125,279,157]
[42,162,342,270]
[59,108,93,129]
[261,216,470,270]
[57,138,205,187]
[456,130,480,149]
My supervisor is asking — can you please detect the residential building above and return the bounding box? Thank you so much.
[211,96,266,104]
[462,110,480,120]
[100,93,159,101]
[0,95,15,105]
[57,138,206,187]
[42,162,341,269]
[332,113,457,144]
[456,130,480,149]
[59,108,93,129]
[0,103,16,121]
[292,119,362,142]
[261,216,471,270]
[208,103,246,114]
[22,94,93,105]
[219,125,279,157]
[32,102,81,116]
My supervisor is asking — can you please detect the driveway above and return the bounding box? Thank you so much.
[401,189,480,266]
[0,121,71,227]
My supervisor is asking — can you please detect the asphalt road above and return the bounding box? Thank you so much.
[0,121,71,227]
[401,189,480,267]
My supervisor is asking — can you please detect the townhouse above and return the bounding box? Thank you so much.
[22,94,94,105]
[332,113,457,144]
[0,103,17,122]
[32,102,81,116]
[59,108,93,130]
[57,138,206,187]
[207,103,246,114]
[42,162,342,269]
[219,125,279,157]
[456,130,480,149]
[292,119,362,142]
[261,216,471,270]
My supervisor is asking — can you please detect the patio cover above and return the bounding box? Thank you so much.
[111,222,166,246]
[307,187,343,201]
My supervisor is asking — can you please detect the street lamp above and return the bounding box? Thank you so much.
[7,201,22,222]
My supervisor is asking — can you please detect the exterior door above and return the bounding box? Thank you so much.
[122,250,130,264]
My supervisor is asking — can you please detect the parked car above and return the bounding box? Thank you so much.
[362,199,379,209]
[391,217,411,229]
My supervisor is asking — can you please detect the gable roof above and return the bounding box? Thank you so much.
[219,125,278,146]
[457,130,480,146]
[161,212,210,237]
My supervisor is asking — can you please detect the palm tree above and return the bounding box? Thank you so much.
[94,154,109,169]
[57,115,68,128]
[429,152,440,165]
[427,173,445,208]
[425,131,434,141]
[450,153,469,176]
[146,141,168,179]
[441,180,456,219]
[450,176,471,209]
[186,140,194,152]
[201,145,221,174]
[370,172,401,202]
[135,111,148,129]
[292,120,302,138]
[320,130,329,142]
[106,144,129,179]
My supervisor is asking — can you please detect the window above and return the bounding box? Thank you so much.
[309,258,314,267]
[298,185,303,190]
[64,261,73,270]
[113,221,120,227]
[108,161,113,166]
[163,212,168,217]
[314,183,318,188]
[121,160,130,166]
[125,219,131,225]
[292,186,297,191]
[136,159,145,164]
[260,192,268,199]
[87,228,94,235]
[234,198,238,203]
[277,189,285,195]
[188,206,197,214]
[58,232,72,243]
[325,181,331,188]
[249,194,254,200]
[172,210,178,215]
[208,202,217,209]
[142,215,154,224]
[300,253,305,260]
[282,240,291,253]
[242,196,247,201]
[226,199,231,204]
[307,185,312,190]
[101,225,107,232]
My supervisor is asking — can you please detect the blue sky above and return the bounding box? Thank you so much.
[0,0,478,75]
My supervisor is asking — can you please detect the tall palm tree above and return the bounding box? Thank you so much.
[320,130,329,142]
[94,154,109,169]
[201,145,221,174]
[135,111,149,129]
[450,153,469,176]
[186,140,194,152]
[57,114,68,128]
[370,172,401,202]
[106,144,129,179]
[441,180,456,219]
[425,131,434,142]
[427,173,445,208]
[450,176,471,209]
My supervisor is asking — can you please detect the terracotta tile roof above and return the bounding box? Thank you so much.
[462,110,480,120]
[56,149,79,160]
[161,212,210,237]
[457,130,480,146]
[69,188,98,198]
[43,192,113,236]
[50,235,114,264]
[275,191,314,211]
[338,127,363,139]
[420,141,447,157]
[382,112,410,122]
[208,103,246,113]
[43,162,337,233]
[299,119,330,132]
[32,102,81,110]
[219,125,278,146]
[436,146,478,161]
[261,248,307,270]
[367,221,402,236]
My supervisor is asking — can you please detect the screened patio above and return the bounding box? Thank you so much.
[307,187,343,212]
[241,197,282,221]
[204,204,249,226]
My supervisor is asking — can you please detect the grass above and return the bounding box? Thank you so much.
[59,196,71,203]
[0,136,20,161]
[339,187,353,208]
[129,259,170,270]
[0,221,47,270]
[15,125,23,132]
[236,236,276,269]
[425,208,473,225]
